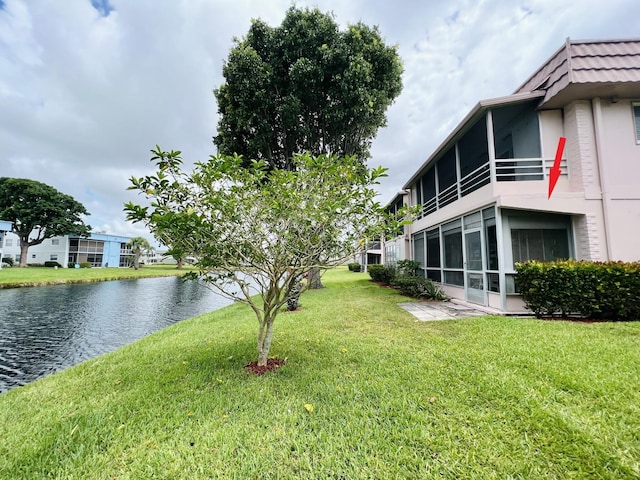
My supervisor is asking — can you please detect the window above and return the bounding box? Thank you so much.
[634,103,640,144]
[511,229,569,264]
[442,220,463,286]
[421,168,437,215]
[437,149,457,207]
[459,118,489,179]
[492,102,541,159]
[487,273,500,292]
[426,229,440,268]
[443,228,462,269]
[52,238,60,246]
[50,255,58,261]
[31,254,36,259]
[426,229,441,282]
[385,243,399,267]
[444,271,464,286]
[485,223,498,271]
[413,232,425,267]
[4,239,12,247]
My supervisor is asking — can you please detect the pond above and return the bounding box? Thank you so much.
[0,276,233,394]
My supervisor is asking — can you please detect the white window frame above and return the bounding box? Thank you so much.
[633,102,640,145]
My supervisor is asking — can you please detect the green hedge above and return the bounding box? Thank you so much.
[367,264,447,300]
[367,264,396,284]
[391,276,447,300]
[347,263,362,272]
[515,260,640,321]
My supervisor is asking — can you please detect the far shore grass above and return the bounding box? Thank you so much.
[0,264,188,288]
[1,267,639,478]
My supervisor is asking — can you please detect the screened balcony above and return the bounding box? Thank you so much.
[411,98,567,219]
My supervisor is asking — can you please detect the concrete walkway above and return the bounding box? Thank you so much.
[398,300,499,321]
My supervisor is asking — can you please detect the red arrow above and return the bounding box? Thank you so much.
[548,136,566,199]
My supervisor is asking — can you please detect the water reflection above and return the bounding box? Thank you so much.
[0,276,232,393]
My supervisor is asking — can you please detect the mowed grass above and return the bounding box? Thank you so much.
[0,264,187,288]
[0,268,638,479]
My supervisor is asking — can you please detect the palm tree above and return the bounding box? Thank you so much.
[127,237,152,270]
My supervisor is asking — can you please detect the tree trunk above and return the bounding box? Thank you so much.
[19,242,29,267]
[286,275,303,311]
[308,266,324,289]
[176,258,183,269]
[257,318,275,367]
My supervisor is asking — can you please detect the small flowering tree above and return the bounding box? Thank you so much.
[125,147,400,367]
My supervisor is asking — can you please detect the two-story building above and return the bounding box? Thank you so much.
[1,232,136,268]
[386,38,640,313]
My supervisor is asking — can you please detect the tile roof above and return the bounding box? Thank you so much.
[514,38,640,108]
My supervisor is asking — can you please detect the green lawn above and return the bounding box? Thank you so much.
[1,268,638,479]
[0,264,187,288]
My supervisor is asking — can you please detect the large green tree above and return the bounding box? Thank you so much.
[125,148,401,367]
[214,6,403,170]
[214,7,403,289]
[0,178,91,267]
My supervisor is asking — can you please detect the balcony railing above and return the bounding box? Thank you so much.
[437,182,458,208]
[416,156,569,219]
[495,157,568,182]
[460,163,491,196]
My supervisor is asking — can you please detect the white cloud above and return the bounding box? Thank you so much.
[1,0,639,233]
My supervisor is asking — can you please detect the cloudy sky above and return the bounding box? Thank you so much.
[1,0,639,242]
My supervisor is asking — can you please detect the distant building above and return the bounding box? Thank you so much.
[2,232,136,268]
[386,38,640,312]
[143,250,177,265]
[353,240,383,271]
[142,250,197,266]
[0,220,13,268]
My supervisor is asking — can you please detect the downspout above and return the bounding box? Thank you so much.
[591,97,614,260]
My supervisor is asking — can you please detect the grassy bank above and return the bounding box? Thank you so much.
[0,264,187,288]
[1,268,638,479]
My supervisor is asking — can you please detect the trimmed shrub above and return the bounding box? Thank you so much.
[515,260,640,320]
[44,261,62,268]
[79,262,92,269]
[1,257,14,267]
[396,259,421,277]
[391,275,447,300]
[367,264,383,280]
[367,264,396,284]
[347,263,362,272]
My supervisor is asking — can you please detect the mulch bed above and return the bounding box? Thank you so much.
[244,358,286,376]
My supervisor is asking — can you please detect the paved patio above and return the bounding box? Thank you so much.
[397,300,500,321]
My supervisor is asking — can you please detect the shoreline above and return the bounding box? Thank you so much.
[0,266,188,289]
